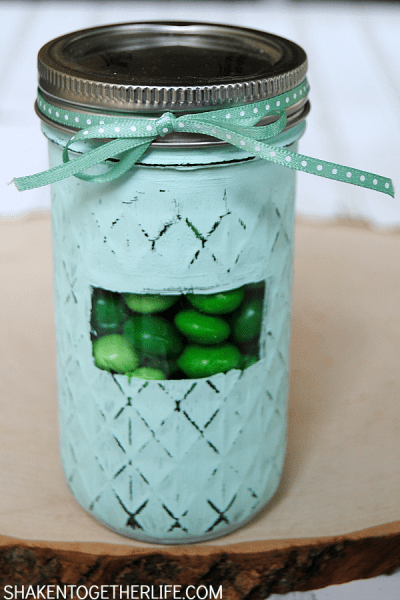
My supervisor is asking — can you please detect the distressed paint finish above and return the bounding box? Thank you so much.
[47,131,301,542]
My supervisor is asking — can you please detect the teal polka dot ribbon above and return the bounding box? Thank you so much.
[13,79,394,197]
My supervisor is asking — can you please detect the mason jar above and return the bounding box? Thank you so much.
[35,22,309,543]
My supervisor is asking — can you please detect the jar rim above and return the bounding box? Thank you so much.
[38,21,308,114]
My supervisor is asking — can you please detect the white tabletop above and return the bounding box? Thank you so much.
[1,2,399,597]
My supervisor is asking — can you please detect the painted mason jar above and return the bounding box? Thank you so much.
[36,22,309,543]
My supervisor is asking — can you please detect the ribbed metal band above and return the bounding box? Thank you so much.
[38,63,308,112]
[37,22,308,113]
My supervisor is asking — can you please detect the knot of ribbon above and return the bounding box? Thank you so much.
[155,112,178,137]
[13,79,394,198]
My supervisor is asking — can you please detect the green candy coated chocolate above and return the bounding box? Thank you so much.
[93,334,140,373]
[124,315,183,357]
[177,344,242,379]
[174,309,230,345]
[137,354,179,379]
[91,288,126,334]
[128,367,166,380]
[186,286,245,314]
[124,293,178,314]
[232,297,263,343]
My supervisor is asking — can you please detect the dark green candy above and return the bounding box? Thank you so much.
[177,344,242,379]
[232,297,263,343]
[186,287,245,314]
[138,354,179,379]
[123,315,183,357]
[91,288,126,334]
[174,309,230,345]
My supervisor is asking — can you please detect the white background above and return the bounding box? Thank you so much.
[0,1,399,597]
[1,0,400,227]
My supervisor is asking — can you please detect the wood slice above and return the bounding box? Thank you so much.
[1,215,399,595]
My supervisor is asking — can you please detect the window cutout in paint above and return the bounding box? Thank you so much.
[90,282,265,380]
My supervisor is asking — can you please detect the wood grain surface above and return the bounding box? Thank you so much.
[1,215,399,594]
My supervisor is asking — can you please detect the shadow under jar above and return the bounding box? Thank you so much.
[37,22,309,543]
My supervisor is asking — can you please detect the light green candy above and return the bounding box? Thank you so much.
[128,367,166,380]
[93,334,140,373]
[125,293,178,314]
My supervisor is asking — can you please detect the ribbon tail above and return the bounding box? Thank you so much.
[254,142,395,198]
[193,125,395,198]
[71,142,153,184]
[13,138,151,191]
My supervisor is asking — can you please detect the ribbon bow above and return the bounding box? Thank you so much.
[13,79,394,197]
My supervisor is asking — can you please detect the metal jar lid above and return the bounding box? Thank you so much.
[37,21,309,143]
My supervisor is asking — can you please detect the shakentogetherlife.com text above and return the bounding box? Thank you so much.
[3,585,223,600]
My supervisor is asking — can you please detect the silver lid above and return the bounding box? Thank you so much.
[38,22,308,113]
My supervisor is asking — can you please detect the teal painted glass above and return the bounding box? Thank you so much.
[38,22,308,543]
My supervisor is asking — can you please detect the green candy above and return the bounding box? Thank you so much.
[93,334,140,373]
[186,287,245,314]
[128,367,166,381]
[91,288,126,334]
[137,354,179,379]
[123,315,183,357]
[174,309,230,345]
[124,293,178,314]
[232,297,263,343]
[177,344,242,379]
